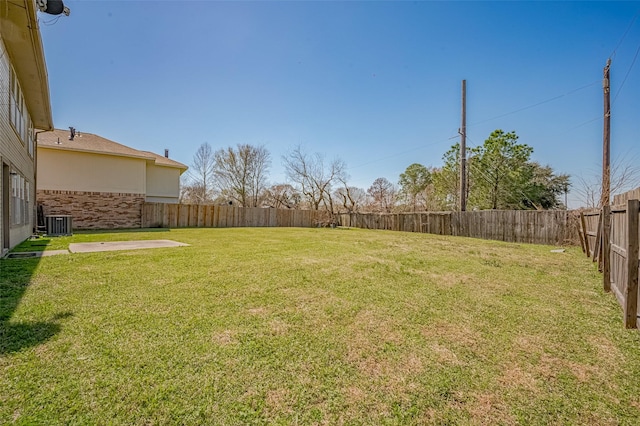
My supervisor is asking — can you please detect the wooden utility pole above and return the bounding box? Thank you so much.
[601,59,611,207]
[460,80,467,211]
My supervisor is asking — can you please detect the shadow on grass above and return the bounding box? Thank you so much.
[9,237,53,253]
[0,257,71,355]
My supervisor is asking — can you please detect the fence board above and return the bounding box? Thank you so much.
[143,204,572,246]
[581,212,590,256]
[141,203,330,229]
[599,199,640,329]
[627,199,639,328]
[334,210,569,245]
[580,196,640,328]
[602,205,612,292]
[613,187,640,205]
[609,205,627,317]
[593,212,602,264]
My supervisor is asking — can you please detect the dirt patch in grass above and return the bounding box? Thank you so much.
[212,330,237,346]
[465,392,516,426]
[268,319,290,336]
[430,343,463,366]
[534,353,598,383]
[265,388,294,418]
[421,321,482,347]
[588,335,625,365]
[498,364,539,391]
[247,307,269,316]
[428,271,473,287]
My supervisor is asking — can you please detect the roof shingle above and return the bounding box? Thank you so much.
[38,129,187,171]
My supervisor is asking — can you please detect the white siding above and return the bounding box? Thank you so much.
[38,148,146,194]
[145,164,181,203]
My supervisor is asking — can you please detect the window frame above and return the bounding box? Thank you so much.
[9,65,32,153]
[10,171,30,227]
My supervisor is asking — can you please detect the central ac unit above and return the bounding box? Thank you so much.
[45,215,73,236]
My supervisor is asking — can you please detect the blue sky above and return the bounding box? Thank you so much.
[40,1,640,207]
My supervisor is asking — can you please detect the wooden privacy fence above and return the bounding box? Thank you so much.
[142,203,325,228]
[337,210,572,245]
[578,209,601,259]
[580,190,640,328]
[144,203,572,246]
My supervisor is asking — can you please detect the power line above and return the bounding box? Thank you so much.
[609,9,640,61]
[612,40,640,105]
[347,134,458,171]
[347,80,602,174]
[467,80,600,127]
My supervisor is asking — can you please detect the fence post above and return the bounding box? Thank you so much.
[580,212,590,257]
[577,213,586,254]
[592,211,602,264]
[624,199,639,328]
[602,204,611,292]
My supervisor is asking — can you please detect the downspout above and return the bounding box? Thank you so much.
[33,130,48,233]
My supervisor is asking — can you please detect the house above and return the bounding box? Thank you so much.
[37,129,188,229]
[0,0,55,252]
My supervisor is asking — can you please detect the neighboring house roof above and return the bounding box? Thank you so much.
[38,129,188,172]
[0,0,53,130]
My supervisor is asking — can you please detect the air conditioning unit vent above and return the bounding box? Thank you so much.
[45,215,73,236]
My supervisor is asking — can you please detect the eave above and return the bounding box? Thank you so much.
[0,0,53,130]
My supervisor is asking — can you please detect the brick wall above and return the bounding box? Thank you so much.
[37,190,144,229]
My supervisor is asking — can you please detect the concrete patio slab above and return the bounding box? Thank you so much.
[68,240,189,253]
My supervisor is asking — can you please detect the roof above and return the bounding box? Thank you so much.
[0,0,53,129]
[38,129,188,171]
[140,150,189,170]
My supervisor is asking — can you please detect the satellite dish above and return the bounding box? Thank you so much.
[36,0,70,16]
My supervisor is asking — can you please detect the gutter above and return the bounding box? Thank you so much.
[26,0,54,130]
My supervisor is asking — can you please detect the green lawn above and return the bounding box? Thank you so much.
[2,227,640,425]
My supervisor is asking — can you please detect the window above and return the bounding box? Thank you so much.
[9,66,31,149]
[10,172,30,226]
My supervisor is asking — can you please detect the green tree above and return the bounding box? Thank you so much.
[399,163,431,212]
[431,144,460,211]
[468,130,532,210]
[518,162,570,209]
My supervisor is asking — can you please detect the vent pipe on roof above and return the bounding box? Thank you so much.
[164,149,169,158]
[69,127,75,141]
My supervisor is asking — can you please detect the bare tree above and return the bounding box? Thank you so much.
[185,142,216,204]
[282,145,347,212]
[180,180,207,205]
[334,185,367,213]
[263,184,302,209]
[213,144,271,207]
[574,154,640,208]
[367,177,396,213]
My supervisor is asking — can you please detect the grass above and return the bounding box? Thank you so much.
[2,227,640,424]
